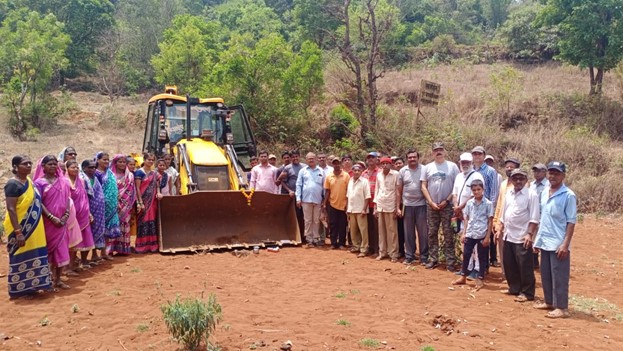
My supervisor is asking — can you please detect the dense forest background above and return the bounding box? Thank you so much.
[2,0,621,139]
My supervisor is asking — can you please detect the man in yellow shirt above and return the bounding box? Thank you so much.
[324,158,351,249]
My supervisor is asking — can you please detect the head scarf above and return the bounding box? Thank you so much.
[58,146,77,162]
[33,155,63,181]
[110,154,131,178]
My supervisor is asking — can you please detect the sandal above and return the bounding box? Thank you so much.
[55,281,71,290]
[514,294,529,303]
[103,255,114,261]
[546,309,570,319]
[65,270,79,277]
[533,302,554,310]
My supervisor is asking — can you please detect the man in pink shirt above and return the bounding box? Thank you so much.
[250,151,279,194]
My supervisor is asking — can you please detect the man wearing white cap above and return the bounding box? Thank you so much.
[453,153,484,216]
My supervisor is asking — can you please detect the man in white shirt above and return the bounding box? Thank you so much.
[498,169,540,302]
[347,164,371,257]
[374,157,401,262]
[530,163,549,267]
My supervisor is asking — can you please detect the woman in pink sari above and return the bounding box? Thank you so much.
[134,153,162,253]
[33,155,73,290]
[109,154,136,255]
[65,160,95,269]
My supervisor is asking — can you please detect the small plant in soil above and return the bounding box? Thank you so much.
[421,346,436,351]
[161,293,222,351]
[71,304,79,313]
[39,316,50,326]
[131,267,141,273]
[136,323,149,332]
[336,319,351,326]
[358,338,380,348]
[334,292,346,298]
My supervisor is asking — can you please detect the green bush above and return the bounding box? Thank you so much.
[161,294,223,351]
[329,104,357,142]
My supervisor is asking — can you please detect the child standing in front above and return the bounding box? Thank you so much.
[453,179,493,290]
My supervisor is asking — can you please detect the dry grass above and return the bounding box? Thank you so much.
[325,61,623,212]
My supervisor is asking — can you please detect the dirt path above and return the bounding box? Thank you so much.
[0,216,621,351]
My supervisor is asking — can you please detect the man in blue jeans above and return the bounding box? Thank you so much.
[397,149,428,266]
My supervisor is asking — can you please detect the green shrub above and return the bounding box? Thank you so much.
[161,294,223,351]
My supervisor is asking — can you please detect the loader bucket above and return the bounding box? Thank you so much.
[158,191,301,252]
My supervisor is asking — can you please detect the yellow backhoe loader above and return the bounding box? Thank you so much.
[141,86,300,252]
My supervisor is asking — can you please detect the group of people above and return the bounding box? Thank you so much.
[3,147,179,298]
[4,143,577,319]
[248,144,577,319]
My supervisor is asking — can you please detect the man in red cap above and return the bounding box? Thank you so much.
[374,157,401,262]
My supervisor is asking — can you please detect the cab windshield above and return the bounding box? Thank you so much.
[165,103,223,143]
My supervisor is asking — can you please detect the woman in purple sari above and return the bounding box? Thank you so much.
[81,159,106,263]
[65,160,95,269]
[33,155,72,290]
[95,152,121,260]
[109,154,136,255]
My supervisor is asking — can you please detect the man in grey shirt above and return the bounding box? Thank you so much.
[421,142,460,271]
[397,148,428,265]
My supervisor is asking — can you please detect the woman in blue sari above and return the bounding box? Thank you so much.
[4,155,53,298]
[94,152,121,260]
[80,159,106,263]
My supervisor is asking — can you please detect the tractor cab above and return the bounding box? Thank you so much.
[142,91,256,172]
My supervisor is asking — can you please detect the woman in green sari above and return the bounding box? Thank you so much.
[4,155,53,298]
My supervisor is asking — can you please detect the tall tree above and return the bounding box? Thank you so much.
[116,0,186,90]
[18,0,115,76]
[152,15,219,94]
[325,0,400,146]
[0,8,70,138]
[541,0,623,95]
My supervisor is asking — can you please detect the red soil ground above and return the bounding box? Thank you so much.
[0,215,622,351]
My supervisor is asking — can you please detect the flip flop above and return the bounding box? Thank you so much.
[546,309,570,319]
[514,295,529,303]
[65,270,79,277]
[533,302,554,310]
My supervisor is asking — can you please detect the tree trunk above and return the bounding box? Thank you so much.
[589,66,596,95]
[595,68,604,95]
